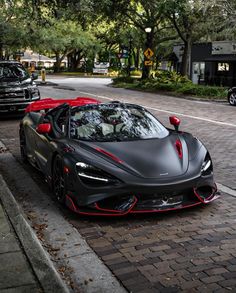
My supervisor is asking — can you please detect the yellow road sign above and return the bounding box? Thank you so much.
[144,48,154,59]
[144,60,153,66]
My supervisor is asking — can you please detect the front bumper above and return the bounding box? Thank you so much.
[65,177,219,216]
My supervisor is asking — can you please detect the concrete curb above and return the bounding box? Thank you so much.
[0,174,70,293]
[0,141,127,293]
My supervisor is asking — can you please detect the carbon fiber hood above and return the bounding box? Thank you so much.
[79,135,189,179]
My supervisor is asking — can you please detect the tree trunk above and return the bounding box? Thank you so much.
[180,38,191,77]
[134,48,140,70]
[141,30,154,79]
[67,49,83,71]
[54,52,61,73]
[0,43,3,59]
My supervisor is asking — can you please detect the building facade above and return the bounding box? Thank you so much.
[174,41,236,87]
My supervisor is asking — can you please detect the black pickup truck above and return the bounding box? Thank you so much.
[0,61,40,113]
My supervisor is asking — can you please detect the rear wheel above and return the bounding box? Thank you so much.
[52,155,66,204]
[19,128,28,162]
[228,92,236,106]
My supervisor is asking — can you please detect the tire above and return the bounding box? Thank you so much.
[52,155,66,204]
[228,92,236,106]
[19,128,28,163]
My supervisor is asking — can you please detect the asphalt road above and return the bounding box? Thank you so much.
[1,77,236,292]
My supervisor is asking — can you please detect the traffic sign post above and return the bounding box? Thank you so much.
[144,60,153,66]
[143,47,154,78]
[144,48,154,59]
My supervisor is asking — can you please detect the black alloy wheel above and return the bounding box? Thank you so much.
[228,92,236,106]
[19,128,28,162]
[52,155,66,204]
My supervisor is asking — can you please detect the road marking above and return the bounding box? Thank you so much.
[217,183,236,198]
[79,91,236,128]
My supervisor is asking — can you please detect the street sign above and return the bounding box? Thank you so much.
[144,60,153,66]
[15,51,24,57]
[117,53,122,59]
[144,48,154,59]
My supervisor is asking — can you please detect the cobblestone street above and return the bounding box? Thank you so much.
[70,195,236,292]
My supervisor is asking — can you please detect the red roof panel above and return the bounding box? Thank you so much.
[25,97,100,113]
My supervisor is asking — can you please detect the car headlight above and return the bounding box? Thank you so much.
[76,162,120,186]
[201,153,213,176]
[30,88,40,100]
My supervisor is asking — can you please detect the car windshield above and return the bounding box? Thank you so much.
[0,63,30,80]
[70,103,169,141]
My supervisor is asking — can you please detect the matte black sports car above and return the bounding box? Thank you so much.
[19,97,218,216]
[228,87,236,106]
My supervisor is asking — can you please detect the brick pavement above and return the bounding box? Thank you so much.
[68,194,236,292]
[2,150,233,292]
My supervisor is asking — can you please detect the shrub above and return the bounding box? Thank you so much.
[112,70,227,99]
[130,70,142,77]
[176,84,227,97]
[151,70,191,84]
[112,76,136,84]
[109,70,119,77]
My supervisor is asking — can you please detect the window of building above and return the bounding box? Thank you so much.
[217,63,229,71]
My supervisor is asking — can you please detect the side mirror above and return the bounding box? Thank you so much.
[169,116,180,132]
[31,72,38,80]
[36,123,52,134]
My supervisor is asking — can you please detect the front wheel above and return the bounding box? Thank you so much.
[228,92,236,106]
[52,155,66,204]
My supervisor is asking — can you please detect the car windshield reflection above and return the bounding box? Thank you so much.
[0,64,30,80]
[70,103,169,142]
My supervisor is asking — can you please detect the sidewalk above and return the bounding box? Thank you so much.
[0,200,42,292]
[0,173,70,293]
[0,141,126,293]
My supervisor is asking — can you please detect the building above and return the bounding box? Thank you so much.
[174,41,236,87]
[20,50,68,71]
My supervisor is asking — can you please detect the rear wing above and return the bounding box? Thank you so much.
[25,97,100,113]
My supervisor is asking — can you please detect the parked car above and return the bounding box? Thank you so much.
[0,61,40,113]
[19,97,218,216]
[228,87,236,106]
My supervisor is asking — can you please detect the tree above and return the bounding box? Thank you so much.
[87,0,176,78]
[0,0,30,58]
[161,0,218,76]
[35,19,100,72]
[207,0,236,40]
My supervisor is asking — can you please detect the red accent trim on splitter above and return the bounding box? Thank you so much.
[95,147,123,163]
[65,194,138,216]
[95,196,137,214]
[25,97,100,113]
[65,194,204,216]
[193,183,219,204]
[66,195,78,212]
